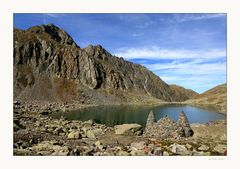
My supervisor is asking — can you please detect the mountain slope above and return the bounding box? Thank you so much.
[13,24,198,104]
[169,85,199,101]
[185,84,227,114]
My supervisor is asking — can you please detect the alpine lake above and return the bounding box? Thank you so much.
[50,104,226,127]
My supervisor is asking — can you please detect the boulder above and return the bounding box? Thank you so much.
[186,144,192,150]
[13,122,20,131]
[213,144,227,154]
[170,143,189,155]
[118,150,130,156]
[67,131,81,139]
[94,141,102,147]
[51,146,70,156]
[114,124,143,136]
[163,151,170,156]
[130,141,146,150]
[153,147,163,156]
[87,129,103,139]
[86,130,96,139]
[130,149,145,156]
[192,151,211,156]
[198,145,209,151]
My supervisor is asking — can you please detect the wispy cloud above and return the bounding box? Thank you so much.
[131,33,144,37]
[114,45,226,93]
[140,58,226,93]
[44,13,59,18]
[148,61,226,75]
[114,46,226,60]
[173,14,226,23]
[43,13,66,18]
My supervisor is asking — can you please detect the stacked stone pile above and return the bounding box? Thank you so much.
[144,110,194,139]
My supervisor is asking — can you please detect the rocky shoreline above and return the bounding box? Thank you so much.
[13,102,227,156]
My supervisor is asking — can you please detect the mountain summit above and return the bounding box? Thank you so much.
[13,24,198,104]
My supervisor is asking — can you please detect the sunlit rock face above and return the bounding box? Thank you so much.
[14,24,198,103]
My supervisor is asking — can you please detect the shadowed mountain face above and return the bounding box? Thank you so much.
[13,24,198,103]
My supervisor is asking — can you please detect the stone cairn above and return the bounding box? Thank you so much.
[144,110,194,139]
[178,111,193,137]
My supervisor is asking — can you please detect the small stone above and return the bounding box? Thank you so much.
[82,146,94,155]
[213,144,227,154]
[67,131,81,139]
[13,101,20,105]
[130,141,146,150]
[92,129,103,136]
[95,141,102,147]
[186,144,192,150]
[130,149,145,156]
[35,121,41,127]
[203,152,211,156]
[192,151,204,156]
[51,146,70,156]
[170,143,188,155]
[13,122,20,131]
[87,130,96,139]
[163,151,169,156]
[153,147,163,156]
[220,134,227,141]
[198,145,209,151]
[86,129,103,139]
[59,132,65,136]
[83,120,93,125]
[118,150,130,156]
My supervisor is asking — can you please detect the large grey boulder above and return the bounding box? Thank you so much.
[114,124,143,136]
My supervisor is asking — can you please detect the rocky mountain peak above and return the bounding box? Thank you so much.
[13,24,199,103]
[24,23,79,48]
[84,44,112,60]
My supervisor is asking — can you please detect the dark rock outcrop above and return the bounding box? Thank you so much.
[14,24,198,103]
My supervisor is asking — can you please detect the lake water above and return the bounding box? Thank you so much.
[51,104,226,126]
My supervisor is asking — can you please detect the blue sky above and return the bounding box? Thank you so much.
[14,13,226,93]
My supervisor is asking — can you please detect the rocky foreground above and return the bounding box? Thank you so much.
[13,102,227,156]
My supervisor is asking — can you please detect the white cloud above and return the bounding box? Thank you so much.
[44,13,66,18]
[117,47,227,93]
[131,33,144,37]
[44,14,59,18]
[114,46,226,60]
[174,14,226,23]
[147,61,226,74]
[143,59,226,93]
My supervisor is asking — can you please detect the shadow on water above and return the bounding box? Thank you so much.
[51,104,226,126]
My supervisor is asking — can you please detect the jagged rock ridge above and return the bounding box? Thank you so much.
[14,24,198,103]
